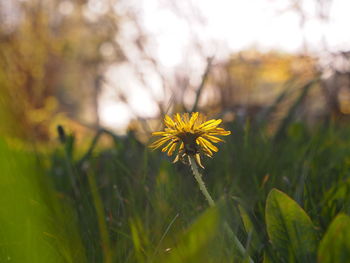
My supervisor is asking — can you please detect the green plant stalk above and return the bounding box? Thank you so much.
[87,171,113,263]
[188,156,215,207]
[189,155,254,263]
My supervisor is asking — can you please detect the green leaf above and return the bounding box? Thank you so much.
[265,188,318,262]
[318,214,350,262]
[157,207,219,263]
[239,205,254,236]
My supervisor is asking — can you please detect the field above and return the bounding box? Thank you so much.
[2,1,350,262]
[2,90,350,263]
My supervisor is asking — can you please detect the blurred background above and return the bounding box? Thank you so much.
[1,0,350,140]
[1,0,350,262]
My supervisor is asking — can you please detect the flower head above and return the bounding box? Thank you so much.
[149,112,231,168]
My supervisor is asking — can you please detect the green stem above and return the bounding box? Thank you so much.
[188,155,254,263]
[188,156,215,207]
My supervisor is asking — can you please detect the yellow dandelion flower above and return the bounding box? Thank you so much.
[149,112,231,168]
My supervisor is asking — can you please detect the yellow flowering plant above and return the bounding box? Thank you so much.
[150,112,231,206]
[149,112,253,260]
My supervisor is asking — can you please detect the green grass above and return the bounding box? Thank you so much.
[40,117,350,263]
[3,87,350,262]
[0,139,86,262]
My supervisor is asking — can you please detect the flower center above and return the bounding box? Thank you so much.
[177,132,201,155]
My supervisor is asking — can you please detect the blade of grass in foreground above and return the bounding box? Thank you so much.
[0,138,87,263]
[87,170,113,263]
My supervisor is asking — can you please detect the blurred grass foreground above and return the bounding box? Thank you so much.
[2,0,350,263]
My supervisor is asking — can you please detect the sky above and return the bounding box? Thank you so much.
[135,0,350,66]
[98,0,350,131]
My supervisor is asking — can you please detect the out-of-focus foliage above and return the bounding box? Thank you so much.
[0,138,86,262]
[209,51,316,107]
[318,214,350,262]
[0,0,123,141]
